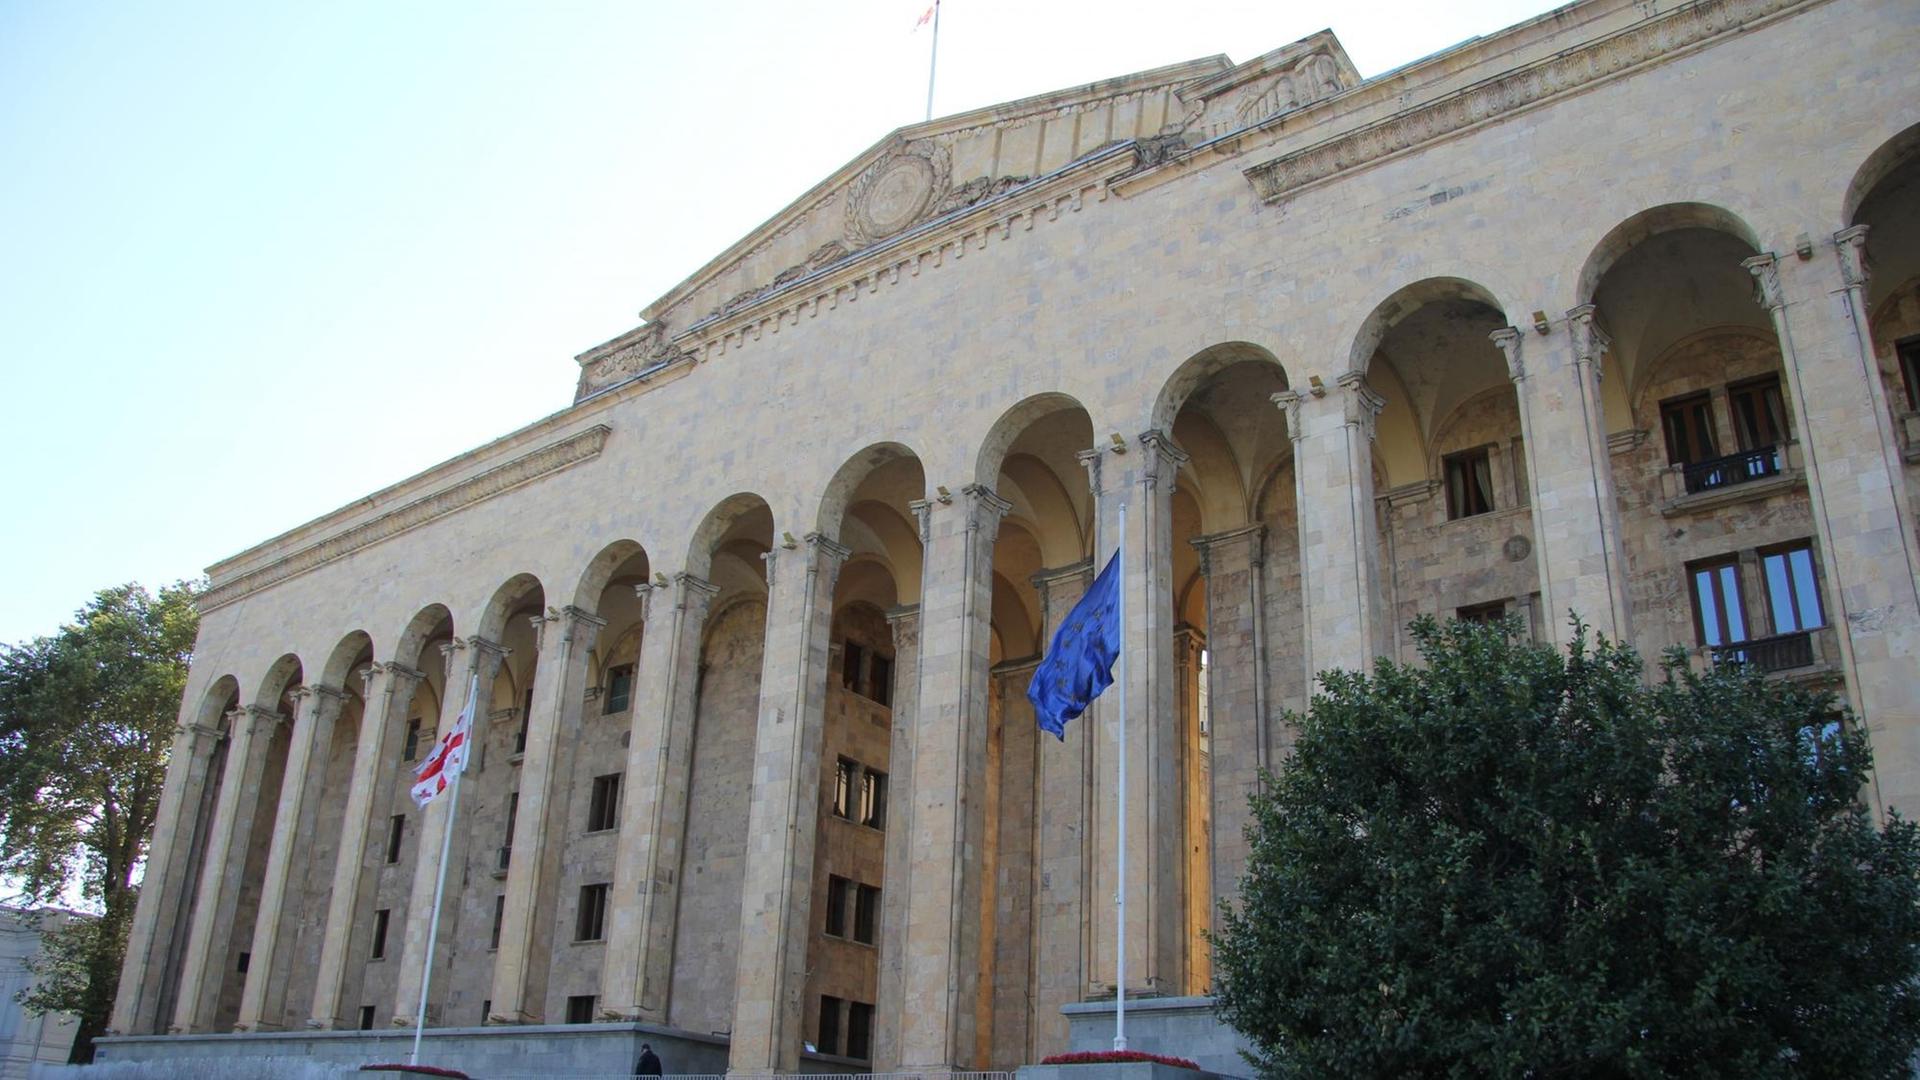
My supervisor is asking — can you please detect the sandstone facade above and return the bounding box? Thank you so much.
[110,0,1920,1070]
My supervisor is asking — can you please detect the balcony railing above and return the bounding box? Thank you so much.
[1711,630,1815,673]
[1682,444,1781,494]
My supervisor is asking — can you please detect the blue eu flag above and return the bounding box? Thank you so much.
[1028,551,1121,740]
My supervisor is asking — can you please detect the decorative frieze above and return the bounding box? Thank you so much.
[1243,0,1816,203]
[201,426,610,612]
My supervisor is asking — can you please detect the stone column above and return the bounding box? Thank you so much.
[1492,317,1632,646]
[236,685,346,1030]
[895,485,1008,1072]
[1190,525,1264,925]
[871,602,921,1072]
[170,704,284,1033]
[987,657,1040,1068]
[111,713,224,1034]
[1750,241,1920,816]
[489,606,604,1023]
[392,637,509,1029]
[726,533,849,1073]
[600,573,716,1022]
[1027,560,1090,1058]
[1081,433,1190,1002]
[308,662,422,1029]
[1273,373,1386,681]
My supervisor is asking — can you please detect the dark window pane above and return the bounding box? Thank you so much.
[842,642,864,692]
[1729,376,1786,450]
[1661,393,1718,465]
[358,1006,375,1031]
[491,894,505,950]
[588,773,622,832]
[1444,449,1494,519]
[604,665,634,714]
[861,770,887,830]
[818,995,842,1056]
[386,814,406,863]
[871,653,894,708]
[854,884,880,945]
[847,1001,873,1060]
[403,720,421,762]
[825,875,848,937]
[566,995,595,1024]
[371,910,390,960]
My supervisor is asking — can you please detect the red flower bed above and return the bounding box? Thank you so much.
[1039,1049,1202,1070]
[359,1066,470,1078]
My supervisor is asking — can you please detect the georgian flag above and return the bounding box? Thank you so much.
[411,673,478,808]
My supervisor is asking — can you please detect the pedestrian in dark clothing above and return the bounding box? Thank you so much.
[635,1042,663,1076]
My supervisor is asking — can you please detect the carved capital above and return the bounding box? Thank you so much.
[1336,371,1386,440]
[672,572,720,619]
[443,636,511,684]
[885,603,921,650]
[1271,390,1305,440]
[1565,304,1611,372]
[908,498,933,543]
[239,704,287,736]
[961,484,1013,544]
[1075,447,1104,495]
[1189,524,1265,580]
[1137,430,1191,493]
[364,661,425,698]
[554,605,608,653]
[1742,253,1786,312]
[1489,326,1525,382]
[1834,224,1870,292]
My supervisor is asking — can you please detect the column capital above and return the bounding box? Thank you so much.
[1489,326,1526,382]
[1834,224,1870,292]
[304,683,348,710]
[1270,388,1305,440]
[441,636,511,683]
[1565,303,1612,371]
[907,499,933,542]
[238,704,287,736]
[1029,558,1093,594]
[1137,429,1190,493]
[1741,253,1786,312]
[1190,524,1265,579]
[961,483,1013,541]
[1075,446,1105,495]
[1336,371,1386,439]
[883,602,921,629]
[364,661,425,695]
[672,571,720,613]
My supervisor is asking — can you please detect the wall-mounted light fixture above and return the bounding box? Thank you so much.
[1109,432,1128,453]
[935,485,953,504]
[1531,310,1551,334]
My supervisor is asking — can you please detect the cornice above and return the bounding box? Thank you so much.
[1242,0,1823,205]
[201,425,610,612]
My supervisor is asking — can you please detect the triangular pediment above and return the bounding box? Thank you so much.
[577,33,1359,399]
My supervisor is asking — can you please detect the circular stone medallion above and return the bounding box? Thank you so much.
[846,141,951,246]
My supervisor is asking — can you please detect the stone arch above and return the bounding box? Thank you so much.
[1575,202,1763,307]
[392,604,454,671]
[1627,324,1782,420]
[574,540,651,613]
[1843,120,1920,227]
[974,392,1091,487]
[1346,277,1508,378]
[686,493,775,582]
[196,674,242,730]
[815,441,928,539]
[319,630,374,690]
[479,573,545,643]
[1150,342,1290,434]
[252,654,304,710]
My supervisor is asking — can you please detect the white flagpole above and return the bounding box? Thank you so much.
[409,673,474,1066]
[1114,501,1128,1052]
[924,0,941,122]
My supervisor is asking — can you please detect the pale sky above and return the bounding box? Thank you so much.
[0,0,1554,646]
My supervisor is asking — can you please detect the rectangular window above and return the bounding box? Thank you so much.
[832,758,856,819]
[370,909,390,960]
[846,1000,874,1061]
[587,773,622,833]
[842,642,865,692]
[870,652,894,708]
[1728,376,1787,450]
[853,883,880,946]
[490,894,505,951]
[1900,338,1920,412]
[1689,557,1748,647]
[603,664,635,714]
[576,883,609,942]
[503,792,519,849]
[403,719,421,762]
[1456,601,1506,625]
[358,1005,376,1031]
[817,995,842,1056]
[1661,392,1719,465]
[1444,448,1495,519]
[860,769,887,830]
[386,814,405,864]
[1761,542,1825,634]
[565,995,595,1024]
[824,874,849,937]
[237,951,250,974]
[481,999,491,1024]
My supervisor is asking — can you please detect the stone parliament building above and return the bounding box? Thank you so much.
[104,0,1920,1072]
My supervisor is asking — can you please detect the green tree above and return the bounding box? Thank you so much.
[0,582,199,1062]
[1211,617,1920,1079]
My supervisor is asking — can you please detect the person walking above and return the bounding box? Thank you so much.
[634,1042,663,1076]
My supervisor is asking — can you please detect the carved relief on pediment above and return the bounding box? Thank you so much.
[1225,51,1346,132]
[576,320,692,397]
[845,139,953,247]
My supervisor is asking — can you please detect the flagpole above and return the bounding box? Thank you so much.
[409,673,474,1066]
[1114,501,1128,1052]
[924,0,940,122]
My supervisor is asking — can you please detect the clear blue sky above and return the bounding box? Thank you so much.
[0,0,1551,646]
